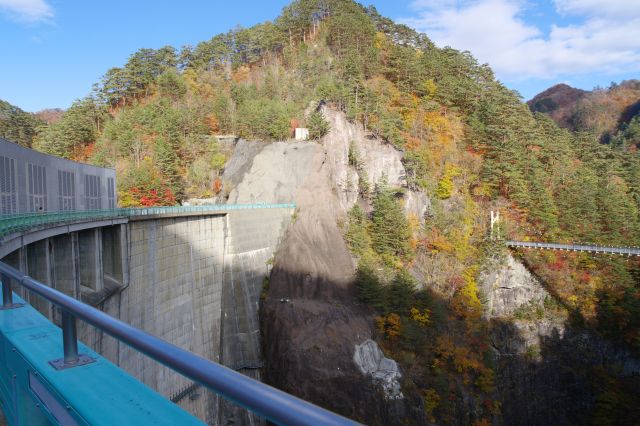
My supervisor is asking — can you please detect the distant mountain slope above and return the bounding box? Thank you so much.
[0,99,43,147]
[35,108,64,125]
[528,80,640,141]
[527,83,587,128]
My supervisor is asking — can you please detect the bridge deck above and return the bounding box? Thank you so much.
[506,241,640,256]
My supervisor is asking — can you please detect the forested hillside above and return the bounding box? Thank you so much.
[16,0,640,423]
[0,99,43,147]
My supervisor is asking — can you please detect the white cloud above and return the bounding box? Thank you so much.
[0,0,53,23]
[554,0,640,18]
[401,0,640,81]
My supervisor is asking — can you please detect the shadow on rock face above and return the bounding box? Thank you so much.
[260,263,425,425]
[491,317,640,425]
[263,254,640,425]
[484,255,640,425]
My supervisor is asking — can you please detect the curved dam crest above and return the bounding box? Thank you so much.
[0,207,294,424]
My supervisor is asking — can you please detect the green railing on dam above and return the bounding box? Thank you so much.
[0,204,296,239]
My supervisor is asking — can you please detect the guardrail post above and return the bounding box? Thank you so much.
[62,310,79,363]
[2,273,12,306]
[0,273,24,310]
[49,310,95,370]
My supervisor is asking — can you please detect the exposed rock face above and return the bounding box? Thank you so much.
[481,254,640,425]
[322,108,429,221]
[227,141,317,204]
[404,190,431,223]
[323,109,405,202]
[480,254,548,317]
[258,141,421,424]
[222,109,424,424]
[220,139,266,189]
[353,340,404,400]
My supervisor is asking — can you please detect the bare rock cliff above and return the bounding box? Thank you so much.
[322,108,429,221]
[224,110,424,423]
[258,136,420,423]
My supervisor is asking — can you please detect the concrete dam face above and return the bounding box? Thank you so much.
[0,207,294,424]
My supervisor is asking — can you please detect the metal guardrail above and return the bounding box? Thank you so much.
[506,240,640,256]
[0,204,296,238]
[0,260,358,426]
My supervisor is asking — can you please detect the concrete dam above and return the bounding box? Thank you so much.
[0,206,294,424]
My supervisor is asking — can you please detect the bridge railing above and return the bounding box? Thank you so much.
[0,204,296,238]
[0,260,356,426]
[506,240,640,256]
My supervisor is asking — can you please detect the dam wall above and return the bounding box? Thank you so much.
[219,208,293,424]
[0,207,294,424]
[100,215,227,420]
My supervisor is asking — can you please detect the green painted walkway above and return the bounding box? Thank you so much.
[0,289,204,426]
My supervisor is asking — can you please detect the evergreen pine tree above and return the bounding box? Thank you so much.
[371,179,412,259]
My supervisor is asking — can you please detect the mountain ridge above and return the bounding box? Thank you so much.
[528,80,640,142]
[527,83,588,128]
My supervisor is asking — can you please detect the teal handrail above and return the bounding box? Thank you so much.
[0,204,296,238]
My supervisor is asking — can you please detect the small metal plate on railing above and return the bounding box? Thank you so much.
[48,354,95,371]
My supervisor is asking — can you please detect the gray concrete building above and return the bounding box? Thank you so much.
[0,137,116,214]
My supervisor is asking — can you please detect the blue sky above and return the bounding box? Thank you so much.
[0,0,638,112]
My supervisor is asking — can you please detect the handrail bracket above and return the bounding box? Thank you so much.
[49,310,96,370]
[1,273,24,310]
[49,354,95,371]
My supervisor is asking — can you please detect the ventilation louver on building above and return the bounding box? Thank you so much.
[0,156,17,214]
[85,175,102,210]
[107,177,115,209]
[58,170,76,211]
[27,163,47,212]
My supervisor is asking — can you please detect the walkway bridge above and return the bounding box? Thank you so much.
[0,205,360,426]
[506,240,640,256]
[489,210,640,257]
